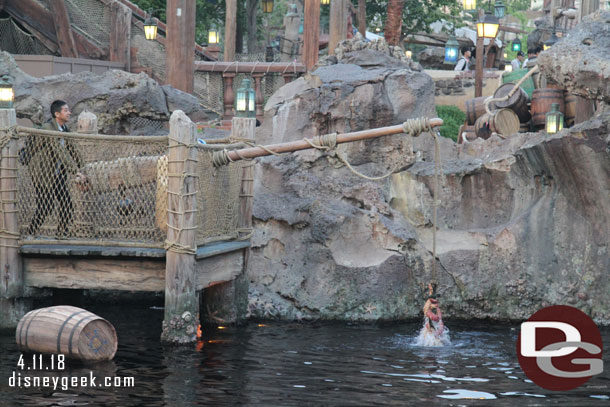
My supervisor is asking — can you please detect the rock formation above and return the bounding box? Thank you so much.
[248,22,610,325]
[0,51,206,134]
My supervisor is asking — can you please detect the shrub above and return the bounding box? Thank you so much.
[435,105,465,142]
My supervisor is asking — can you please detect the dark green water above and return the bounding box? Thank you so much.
[1,306,609,406]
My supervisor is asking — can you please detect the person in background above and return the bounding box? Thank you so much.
[454,47,471,71]
[523,47,539,69]
[511,51,525,71]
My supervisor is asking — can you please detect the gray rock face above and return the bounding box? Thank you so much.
[0,51,206,133]
[537,10,610,102]
[249,47,610,325]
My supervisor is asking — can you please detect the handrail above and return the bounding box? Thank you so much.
[195,61,307,74]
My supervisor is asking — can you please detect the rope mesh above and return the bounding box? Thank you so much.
[65,0,111,48]
[0,17,55,55]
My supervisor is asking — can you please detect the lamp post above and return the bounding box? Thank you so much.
[235,78,255,118]
[545,103,564,134]
[0,75,14,109]
[466,0,500,97]
[208,25,220,45]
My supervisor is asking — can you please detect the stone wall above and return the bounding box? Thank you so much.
[427,70,501,111]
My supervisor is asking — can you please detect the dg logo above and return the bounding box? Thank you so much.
[517,305,604,391]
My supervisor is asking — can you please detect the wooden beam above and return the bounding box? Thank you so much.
[195,250,243,290]
[73,30,106,59]
[48,0,78,58]
[4,0,58,43]
[110,0,132,71]
[475,10,485,98]
[225,0,237,61]
[329,0,347,55]
[357,0,366,38]
[24,257,165,292]
[195,61,306,73]
[166,0,196,93]
[302,0,320,70]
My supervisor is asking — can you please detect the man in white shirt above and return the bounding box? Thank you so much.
[454,47,471,71]
[511,51,525,71]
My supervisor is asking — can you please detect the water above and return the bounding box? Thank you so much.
[1,306,609,406]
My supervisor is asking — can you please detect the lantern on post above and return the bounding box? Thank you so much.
[545,103,564,134]
[444,35,460,64]
[0,75,14,109]
[208,25,220,45]
[494,0,506,18]
[405,50,412,59]
[235,78,255,118]
[262,0,274,13]
[476,11,500,39]
[511,37,522,52]
[462,0,476,11]
[321,0,330,5]
[543,31,559,50]
[143,9,159,40]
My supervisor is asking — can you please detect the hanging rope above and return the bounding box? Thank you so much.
[430,127,443,283]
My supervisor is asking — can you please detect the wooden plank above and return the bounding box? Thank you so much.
[166,0,196,93]
[329,0,347,55]
[4,0,58,42]
[48,0,78,58]
[24,257,165,291]
[110,0,132,71]
[357,0,366,37]
[162,110,199,343]
[195,250,244,289]
[302,0,320,70]
[195,240,250,260]
[224,0,237,61]
[20,245,166,258]
[195,61,306,73]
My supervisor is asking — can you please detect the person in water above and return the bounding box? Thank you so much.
[416,282,449,346]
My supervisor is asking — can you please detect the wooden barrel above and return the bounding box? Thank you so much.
[16,306,117,361]
[474,109,520,140]
[531,88,565,129]
[565,93,595,127]
[465,96,491,125]
[519,121,532,133]
[493,83,531,123]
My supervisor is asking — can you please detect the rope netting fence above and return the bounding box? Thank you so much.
[0,17,55,55]
[1,127,243,248]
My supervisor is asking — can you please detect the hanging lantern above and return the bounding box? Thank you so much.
[262,0,274,13]
[265,45,274,62]
[208,26,220,45]
[444,35,460,64]
[543,31,559,50]
[511,37,522,52]
[477,12,500,39]
[405,50,412,59]
[503,52,507,59]
[143,10,158,40]
[0,75,14,109]
[462,0,476,11]
[545,103,564,134]
[494,0,506,18]
[321,0,330,5]
[504,64,512,72]
[235,78,256,118]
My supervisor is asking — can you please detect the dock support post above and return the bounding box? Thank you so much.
[202,117,255,324]
[161,110,199,343]
[0,108,29,328]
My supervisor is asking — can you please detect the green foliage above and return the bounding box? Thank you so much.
[435,105,465,142]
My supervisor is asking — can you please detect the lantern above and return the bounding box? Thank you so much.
[405,50,412,59]
[543,31,559,50]
[444,35,460,64]
[321,0,330,5]
[462,0,476,11]
[494,0,506,18]
[0,75,14,109]
[504,64,512,72]
[511,37,522,52]
[262,0,274,13]
[265,45,274,62]
[503,52,508,59]
[235,78,255,118]
[545,103,564,134]
[476,12,500,39]
[208,26,220,44]
[143,10,158,40]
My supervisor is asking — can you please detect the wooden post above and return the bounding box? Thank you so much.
[201,117,254,324]
[77,111,98,134]
[222,73,236,121]
[474,10,484,98]
[329,0,347,55]
[252,73,264,122]
[357,0,366,38]
[0,108,28,328]
[225,0,237,61]
[282,7,301,62]
[166,0,196,94]
[49,0,78,58]
[302,0,320,70]
[161,110,199,343]
[110,0,132,72]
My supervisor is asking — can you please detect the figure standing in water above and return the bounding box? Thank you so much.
[416,282,450,346]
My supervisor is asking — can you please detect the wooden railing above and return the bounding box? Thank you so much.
[195,61,307,122]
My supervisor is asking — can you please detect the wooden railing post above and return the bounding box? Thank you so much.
[252,73,264,122]
[223,73,236,121]
[0,108,27,327]
[162,110,199,343]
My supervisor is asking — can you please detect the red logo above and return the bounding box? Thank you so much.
[517,305,603,391]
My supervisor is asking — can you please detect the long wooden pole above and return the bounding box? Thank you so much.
[475,9,484,98]
[166,0,196,93]
[223,118,443,162]
[302,0,320,70]
[225,0,237,61]
[329,0,347,55]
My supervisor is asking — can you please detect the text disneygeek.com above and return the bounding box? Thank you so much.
[9,371,135,391]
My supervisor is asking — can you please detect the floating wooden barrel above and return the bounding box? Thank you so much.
[474,109,520,139]
[16,306,117,361]
[531,88,565,129]
[493,83,531,123]
[565,93,595,127]
[465,96,491,125]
